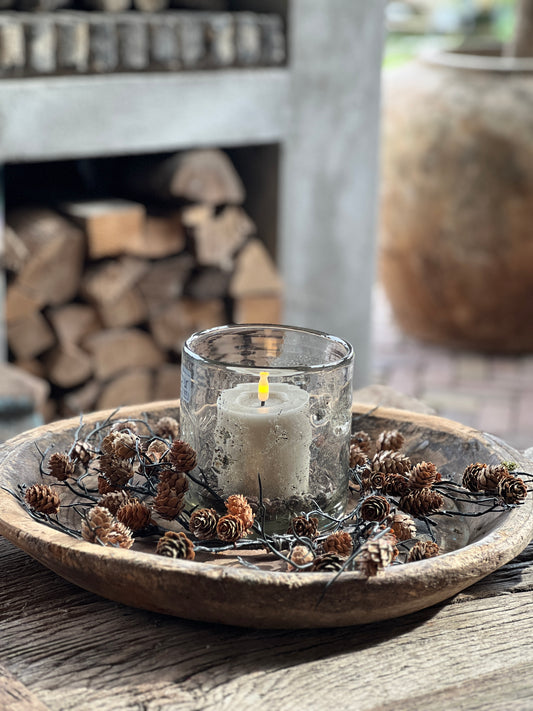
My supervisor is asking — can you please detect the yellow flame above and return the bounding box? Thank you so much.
[258,371,269,403]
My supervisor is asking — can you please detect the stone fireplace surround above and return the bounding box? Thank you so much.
[0,0,385,399]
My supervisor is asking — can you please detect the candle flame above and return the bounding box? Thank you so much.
[258,371,269,404]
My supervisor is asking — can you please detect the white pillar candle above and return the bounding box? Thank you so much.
[213,382,312,499]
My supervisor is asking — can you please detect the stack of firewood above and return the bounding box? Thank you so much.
[4,148,282,420]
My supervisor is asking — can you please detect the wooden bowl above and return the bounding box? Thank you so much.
[0,401,531,629]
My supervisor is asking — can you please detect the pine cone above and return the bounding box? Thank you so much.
[112,432,138,460]
[70,440,93,465]
[360,495,390,522]
[225,494,254,531]
[408,461,438,490]
[24,484,60,515]
[398,489,444,517]
[321,531,353,557]
[107,521,134,549]
[97,475,119,495]
[111,420,139,434]
[390,512,417,541]
[497,475,528,504]
[462,462,509,492]
[376,429,405,452]
[99,454,133,487]
[145,439,169,463]
[287,515,319,539]
[350,445,370,469]
[153,469,189,520]
[369,472,386,490]
[351,430,372,454]
[99,490,131,515]
[156,531,195,560]
[382,473,409,497]
[216,514,245,542]
[407,540,440,562]
[81,506,114,544]
[311,553,344,572]
[372,450,411,475]
[101,431,119,455]
[154,416,180,440]
[169,439,197,472]
[287,545,314,571]
[47,452,75,481]
[356,537,395,576]
[116,499,152,531]
[189,508,220,540]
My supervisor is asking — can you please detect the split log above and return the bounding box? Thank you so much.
[23,16,57,74]
[122,149,245,205]
[233,295,282,324]
[62,379,100,416]
[229,238,282,297]
[117,15,149,71]
[97,368,153,410]
[149,298,225,352]
[60,199,145,260]
[56,14,90,73]
[125,211,185,259]
[7,207,85,307]
[83,328,165,381]
[84,0,131,13]
[98,288,148,329]
[153,363,181,401]
[148,15,180,70]
[182,204,254,270]
[81,256,148,308]
[1,225,28,274]
[7,311,55,361]
[12,359,46,380]
[47,303,101,347]
[88,16,119,73]
[44,344,93,389]
[0,17,25,76]
[185,267,231,301]
[5,283,41,323]
[136,254,194,316]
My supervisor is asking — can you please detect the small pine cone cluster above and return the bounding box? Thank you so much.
[287,545,314,571]
[116,499,152,531]
[462,463,510,492]
[350,430,372,454]
[382,473,409,497]
[376,429,405,453]
[189,508,220,540]
[81,505,114,543]
[168,440,197,472]
[287,515,319,539]
[356,537,395,577]
[350,445,370,469]
[225,494,254,532]
[390,512,417,541]
[47,452,75,481]
[70,440,93,465]
[145,439,168,463]
[311,553,344,572]
[25,484,60,515]
[498,476,528,505]
[360,495,390,522]
[398,489,444,518]
[407,540,440,562]
[156,531,195,560]
[154,416,180,440]
[321,531,353,558]
[372,450,411,476]
[153,469,188,520]
[408,461,438,490]
[99,454,133,488]
[99,490,131,515]
[216,514,245,543]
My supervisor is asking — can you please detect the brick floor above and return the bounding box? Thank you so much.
[370,284,533,452]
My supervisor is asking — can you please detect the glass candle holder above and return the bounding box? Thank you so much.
[180,324,354,529]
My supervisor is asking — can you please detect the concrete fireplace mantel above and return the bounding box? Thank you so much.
[0,0,385,386]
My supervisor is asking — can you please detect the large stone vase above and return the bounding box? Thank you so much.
[380,46,533,352]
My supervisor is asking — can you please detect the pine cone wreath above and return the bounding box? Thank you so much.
[382,473,409,497]
[287,515,319,539]
[407,540,440,562]
[408,461,438,490]
[287,545,314,571]
[153,469,189,520]
[462,463,510,492]
[225,494,254,531]
[189,508,220,540]
[216,514,245,543]
[24,484,60,515]
[47,452,75,481]
[360,495,390,522]
[398,489,444,518]
[169,440,197,472]
[311,553,344,572]
[390,512,417,541]
[81,505,114,544]
[497,475,528,505]
[116,499,152,531]
[372,450,411,476]
[107,521,134,549]
[156,531,195,560]
[376,429,405,453]
[356,537,395,577]
[154,416,180,440]
[99,490,131,515]
[321,531,353,558]
[350,430,372,454]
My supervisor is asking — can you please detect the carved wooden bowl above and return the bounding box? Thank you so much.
[0,401,531,629]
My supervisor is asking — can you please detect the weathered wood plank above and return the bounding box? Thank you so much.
[0,662,49,711]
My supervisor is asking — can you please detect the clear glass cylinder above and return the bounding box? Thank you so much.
[180,324,354,530]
